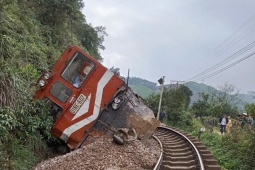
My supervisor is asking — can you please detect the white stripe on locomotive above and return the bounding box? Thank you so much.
[71,94,91,121]
[60,71,114,141]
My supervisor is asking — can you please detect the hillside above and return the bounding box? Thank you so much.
[127,77,157,91]
[129,85,155,99]
[127,77,156,98]
[183,81,218,104]
[128,78,255,107]
[184,82,255,107]
[184,81,217,94]
[0,1,108,169]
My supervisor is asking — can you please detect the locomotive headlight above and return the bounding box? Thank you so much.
[39,80,46,87]
[114,97,121,104]
[44,72,50,80]
[112,95,124,110]
[112,103,119,110]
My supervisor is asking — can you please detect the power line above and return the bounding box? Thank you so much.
[191,51,255,82]
[185,40,255,81]
[182,13,255,75]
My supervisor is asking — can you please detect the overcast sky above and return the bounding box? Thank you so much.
[82,0,255,93]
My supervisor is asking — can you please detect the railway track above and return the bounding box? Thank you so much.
[152,126,221,170]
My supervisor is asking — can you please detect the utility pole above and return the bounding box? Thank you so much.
[157,76,165,120]
[170,80,185,88]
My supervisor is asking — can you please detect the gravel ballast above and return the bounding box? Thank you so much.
[33,136,160,170]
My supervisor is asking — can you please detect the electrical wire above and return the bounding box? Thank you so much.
[182,13,255,75]
[185,40,255,81]
[191,51,255,82]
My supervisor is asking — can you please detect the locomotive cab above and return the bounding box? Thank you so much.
[33,46,125,149]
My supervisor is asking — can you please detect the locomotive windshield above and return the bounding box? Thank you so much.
[61,52,94,88]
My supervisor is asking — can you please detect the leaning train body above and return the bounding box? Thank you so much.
[33,46,159,150]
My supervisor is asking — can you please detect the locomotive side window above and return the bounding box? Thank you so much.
[61,52,95,88]
[50,81,72,102]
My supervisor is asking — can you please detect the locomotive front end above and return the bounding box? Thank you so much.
[33,46,159,151]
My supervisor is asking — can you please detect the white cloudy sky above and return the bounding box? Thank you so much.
[82,0,255,93]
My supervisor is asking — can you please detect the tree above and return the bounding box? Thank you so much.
[164,87,187,124]
[190,83,241,119]
[207,83,240,117]
[147,85,193,125]
[179,85,193,110]
[0,1,107,168]
[191,93,210,117]
[80,25,107,61]
[245,103,255,117]
[147,93,160,116]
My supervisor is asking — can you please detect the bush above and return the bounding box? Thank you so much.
[199,126,255,170]
[168,112,255,170]
[0,138,36,170]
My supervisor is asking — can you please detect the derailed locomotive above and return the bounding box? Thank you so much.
[33,46,159,150]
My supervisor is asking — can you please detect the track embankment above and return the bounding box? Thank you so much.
[153,126,221,170]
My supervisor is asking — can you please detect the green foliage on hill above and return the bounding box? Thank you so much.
[128,77,157,91]
[1,1,254,168]
[128,79,255,108]
[0,0,106,169]
[127,77,157,99]
[184,81,216,94]
[129,85,155,99]
[185,82,255,108]
[147,85,193,122]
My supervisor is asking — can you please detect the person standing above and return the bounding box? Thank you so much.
[248,115,253,127]
[226,116,232,133]
[219,114,228,135]
[241,113,249,128]
[159,110,166,123]
[252,116,255,129]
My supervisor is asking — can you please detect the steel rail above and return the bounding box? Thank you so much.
[152,135,163,170]
[159,126,205,170]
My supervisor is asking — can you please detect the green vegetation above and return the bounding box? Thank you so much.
[147,83,255,170]
[128,77,157,91]
[184,81,214,94]
[199,127,255,170]
[0,0,106,169]
[147,85,193,125]
[1,1,255,169]
[129,79,255,108]
[129,85,154,99]
[184,82,255,109]
[245,103,255,117]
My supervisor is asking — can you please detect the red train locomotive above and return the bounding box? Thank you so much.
[33,46,159,150]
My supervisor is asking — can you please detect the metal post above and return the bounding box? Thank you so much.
[126,69,130,86]
[157,76,165,120]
